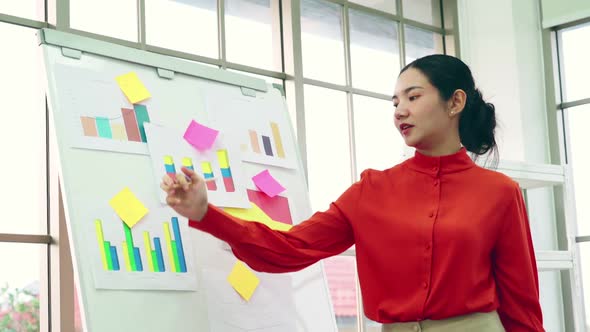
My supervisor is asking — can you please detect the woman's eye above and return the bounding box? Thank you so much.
[409,95,419,101]
[393,103,398,108]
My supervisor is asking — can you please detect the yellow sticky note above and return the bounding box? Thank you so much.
[116,72,151,104]
[109,187,149,228]
[227,261,260,301]
[224,203,292,232]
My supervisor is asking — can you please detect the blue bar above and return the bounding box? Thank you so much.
[172,217,187,273]
[133,247,143,272]
[262,135,273,156]
[203,172,214,179]
[220,168,232,178]
[109,246,120,271]
[165,164,176,173]
[154,237,165,272]
[95,117,113,138]
[186,165,194,171]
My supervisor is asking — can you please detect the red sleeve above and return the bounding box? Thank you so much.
[493,182,544,331]
[188,175,365,273]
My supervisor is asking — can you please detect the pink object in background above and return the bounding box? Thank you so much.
[252,170,286,197]
[183,120,219,151]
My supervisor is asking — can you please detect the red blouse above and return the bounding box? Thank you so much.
[189,148,544,331]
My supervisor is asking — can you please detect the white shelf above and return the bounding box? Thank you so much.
[489,160,565,189]
[536,250,574,271]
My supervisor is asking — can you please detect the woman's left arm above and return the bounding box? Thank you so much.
[493,182,544,332]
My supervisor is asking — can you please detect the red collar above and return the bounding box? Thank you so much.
[406,147,475,175]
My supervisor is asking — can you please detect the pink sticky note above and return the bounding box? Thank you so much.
[183,120,219,151]
[252,170,286,198]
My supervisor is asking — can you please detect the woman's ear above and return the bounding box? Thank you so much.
[448,89,467,117]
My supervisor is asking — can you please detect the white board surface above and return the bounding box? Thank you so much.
[40,29,337,332]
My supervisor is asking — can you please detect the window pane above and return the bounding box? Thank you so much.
[324,256,358,332]
[226,0,281,71]
[301,0,346,84]
[350,0,396,14]
[146,0,218,58]
[401,0,441,27]
[0,23,46,234]
[566,105,590,236]
[0,243,45,331]
[349,9,399,95]
[0,0,44,21]
[578,243,590,331]
[227,69,284,86]
[538,271,567,331]
[353,95,404,177]
[559,23,590,102]
[404,25,444,65]
[71,0,137,41]
[304,85,351,211]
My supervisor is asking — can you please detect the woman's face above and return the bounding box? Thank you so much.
[392,68,457,152]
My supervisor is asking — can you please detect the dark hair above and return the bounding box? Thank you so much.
[400,54,498,163]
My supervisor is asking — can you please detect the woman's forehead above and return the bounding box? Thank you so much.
[394,69,430,94]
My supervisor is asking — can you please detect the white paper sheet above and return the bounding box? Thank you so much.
[144,123,250,208]
[202,267,297,332]
[206,93,298,169]
[84,204,198,290]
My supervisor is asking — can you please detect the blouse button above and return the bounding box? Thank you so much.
[422,282,428,289]
[426,244,431,250]
[428,212,434,218]
[434,180,439,187]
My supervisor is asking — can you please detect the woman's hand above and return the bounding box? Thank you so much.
[160,167,209,221]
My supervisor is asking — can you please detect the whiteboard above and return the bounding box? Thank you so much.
[39,29,337,332]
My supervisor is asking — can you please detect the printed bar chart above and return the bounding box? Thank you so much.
[217,149,235,192]
[94,217,188,273]
[81,105,150,143]
[247,122,286,159]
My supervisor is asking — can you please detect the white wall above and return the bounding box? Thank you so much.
[458,0,565,331]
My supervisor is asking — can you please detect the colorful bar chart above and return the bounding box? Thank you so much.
[164,155,177,179]
[201,161,218,191]
[81,105,150,143]
[94,217,188,273]
[95,219,121,271]
[217,149,235,192]
[248,122,286,158]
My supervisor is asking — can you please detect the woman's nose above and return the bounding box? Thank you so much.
[394,106,407,120]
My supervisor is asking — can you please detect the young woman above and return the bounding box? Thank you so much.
[161,55,544,332]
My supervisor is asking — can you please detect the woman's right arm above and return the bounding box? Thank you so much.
[162,167,364,273]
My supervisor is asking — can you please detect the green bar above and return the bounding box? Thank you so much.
[133,104,150,143]
[104,241,114,271]
[95,117,113,138]
[171,241,181,273]
[123,222,137,271]
[151,250,159,272]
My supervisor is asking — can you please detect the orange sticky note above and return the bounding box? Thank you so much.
[227,261,260,301]
[116,72,151,104]
[109,187,149,228]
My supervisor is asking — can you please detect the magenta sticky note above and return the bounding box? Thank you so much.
[183,120,219,151]
[252,170,286,198]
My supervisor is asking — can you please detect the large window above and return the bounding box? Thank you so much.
[0,1,453,331]
[299,1,448,330]
[555,22,590,331]
[0,21,47,332]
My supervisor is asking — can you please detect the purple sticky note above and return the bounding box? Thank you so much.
[183,120,219,151]
[252,170,286,198]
